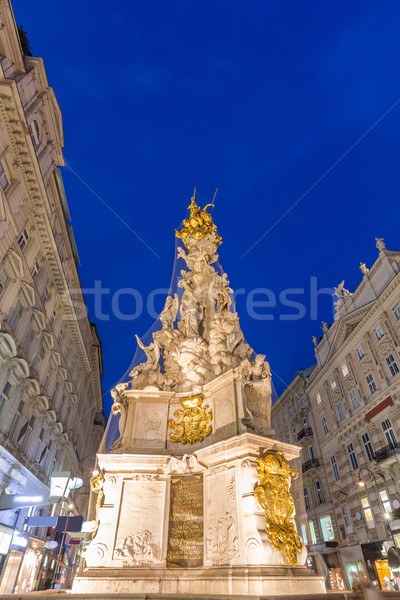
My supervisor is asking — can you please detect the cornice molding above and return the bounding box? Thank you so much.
[0,84,90,372]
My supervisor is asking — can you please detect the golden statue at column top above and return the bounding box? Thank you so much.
[176,188,222,249]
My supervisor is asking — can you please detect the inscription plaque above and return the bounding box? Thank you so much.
[167,474,203,567]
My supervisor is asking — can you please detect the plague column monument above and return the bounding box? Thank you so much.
[73,195,324,596]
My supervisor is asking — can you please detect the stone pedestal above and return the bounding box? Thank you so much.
[73,433,325,596]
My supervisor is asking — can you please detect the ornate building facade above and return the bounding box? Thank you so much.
[0,0,104,592]
[272,239,400,592]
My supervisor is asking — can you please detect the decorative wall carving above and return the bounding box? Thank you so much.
[164,453,205,474]
[113,480,166,567]
[114,531,160,566]
[206,471,239,565]
[168,395,212,444]
[254,451,302,566]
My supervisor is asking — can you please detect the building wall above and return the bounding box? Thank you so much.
[0,0,104,591]
[273,240,400,591]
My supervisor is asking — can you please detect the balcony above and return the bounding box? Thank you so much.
[302,458,320,473]
[374,442,400,463]
[297,427,313,441]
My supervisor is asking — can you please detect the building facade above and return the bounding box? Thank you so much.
[272,238,400,592]
[0,0,104,592]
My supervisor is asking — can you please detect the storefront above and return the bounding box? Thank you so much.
[0,530,29,594]
[305,542,346,590]
[13,538,44,593]
[362,541,400,590]
[339,544,368,590]
[0,525,13,585]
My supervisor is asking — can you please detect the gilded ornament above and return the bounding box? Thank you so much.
[254,451,302,566]
[90,470,105,534]
[176,189,222,249]
[168,395,212,444]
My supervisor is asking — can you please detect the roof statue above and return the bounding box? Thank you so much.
[120,192,269,395]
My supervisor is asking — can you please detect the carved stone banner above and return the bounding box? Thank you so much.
[167,474,203,567]
[243,382,272,433]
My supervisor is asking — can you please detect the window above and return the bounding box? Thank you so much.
[316,480,324,504]
[374,324,384,340]
[9,400,23,441]
[41,287,49,305]
[0,161,9,190]
[309,520,317,545]
[50,311,56,326]
[322,416,329,434]
[31,261,39,280]
[316,393,321,404]
[393,302,400,322]
[320,516,335,541]
[386,353,399,377]
[341,504,353,534]
[361,432,375,461]
[330,377,337,390]
[341,363,349,377]
[29,120,40,146]
[331,455,340,480]
[0,269,8,295]
[349,389,359,409]
[18,229,29,251]
[366,373,377,394]
[361,497,374,528]
[347,443,359,470]
[2,381,11,397]
[380,490,391,513]
[381,418,398,447]
[337,402,345,421]
[8,302,22,329]
[308,445,315,462]
[357,345,365,360]
[303,417,308,429]
[301,524,308,545]
[304,487,310,510]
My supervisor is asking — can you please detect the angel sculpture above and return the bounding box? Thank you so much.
[130,335,162,388]
[134,334,160,370]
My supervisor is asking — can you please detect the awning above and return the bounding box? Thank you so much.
[388,547,400,570]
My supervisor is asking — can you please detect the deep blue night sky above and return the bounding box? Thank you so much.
[13,1,400,415]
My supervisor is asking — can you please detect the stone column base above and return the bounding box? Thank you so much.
[73,565,325,596]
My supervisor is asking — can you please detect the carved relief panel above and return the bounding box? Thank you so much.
[204,466,240,566]
[113,479,167,567]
